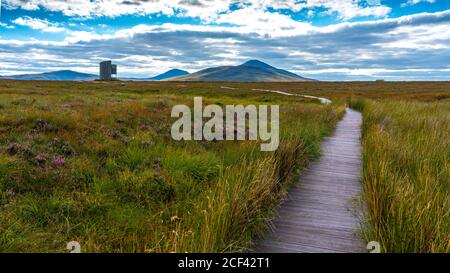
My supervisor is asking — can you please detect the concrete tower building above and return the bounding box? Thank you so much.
[99,60,117,80]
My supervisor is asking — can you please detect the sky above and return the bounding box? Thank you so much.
[0,0,450,81]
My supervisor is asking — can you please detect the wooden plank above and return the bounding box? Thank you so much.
[253,108,365,253]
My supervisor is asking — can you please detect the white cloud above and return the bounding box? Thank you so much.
[4,0,391,21]
[378,23,450,50]
[216,6,316,35]
[0,22,16,29]
[2,9,450,80]
[294,0,391,20]
[297,67,450,77]
[402,0,436,7]
[12,16,66,32]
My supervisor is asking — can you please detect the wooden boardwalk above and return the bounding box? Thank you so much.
[255,108,365,253]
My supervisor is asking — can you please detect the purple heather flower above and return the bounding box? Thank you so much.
[52,157,65,166]
[35,154,46,164]
[6,189,15,197]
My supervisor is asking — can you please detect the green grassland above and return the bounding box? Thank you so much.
[0,80,448,253]
[0,80,344,252]
[350,99,449,253]
[295,81,449,253]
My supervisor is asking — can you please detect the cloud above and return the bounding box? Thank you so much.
[12,16,66,32]
[4,0,391,20]
[0,22,16,29]
[292,0,391,20]
[402,0,436,7]
[1,9,450,80]
[215,6,316,35]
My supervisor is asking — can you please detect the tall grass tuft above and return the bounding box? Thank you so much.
[163,138,307,253]
[351,98,450,253]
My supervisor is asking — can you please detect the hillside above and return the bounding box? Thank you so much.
[0,70,97,81]
[149,69,189,80]
[169,60,315,82]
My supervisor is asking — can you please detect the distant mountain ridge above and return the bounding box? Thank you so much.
[123,69,189,81]
[169,60,315,82]
[0,69,189,81]
[148,69,189,80]
[0,70,96,81]
[0,60,316,82]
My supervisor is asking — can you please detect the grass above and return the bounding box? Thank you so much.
[0,80,343,252]
[350,98,449,253]
[1,80,448,253]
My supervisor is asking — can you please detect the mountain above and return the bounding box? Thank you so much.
[0,62,314,82]
[122,69,189,81]
[0,70,96,81]
[168,60,315,82]
[148,69,189,80]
